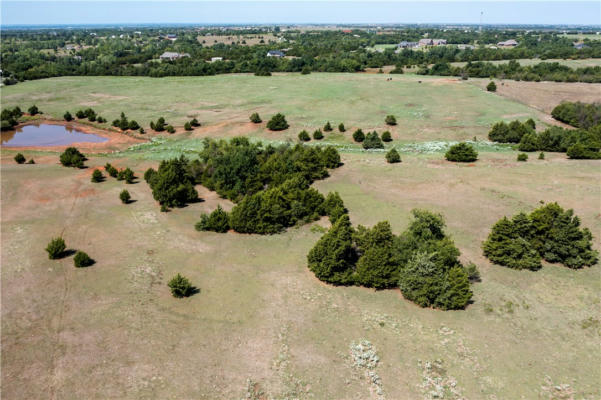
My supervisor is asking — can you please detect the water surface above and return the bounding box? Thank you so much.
[1,124,108,147]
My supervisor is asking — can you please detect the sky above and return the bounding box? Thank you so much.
[2,1,600,26]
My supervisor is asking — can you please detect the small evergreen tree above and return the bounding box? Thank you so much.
[190,118,201,127]
[122,167,135,184]
[352,129,365,143]
[445,142,478,162]
[487,81,497,92]
[168,274,193,298]
[538,152,545,159]
[120,189,131,204]
[363,131,384,149]
[14,153,25,164]
[266,113,289,131]
[128,120,140,130]
[323,121,333,131]
[298,130,310,141]
[64,111,73,121]
[518,133,540,152]
[28,105,39,115]
[139,127,145,134]
[517,153,528,161]
[355,221,400,289]
[385,115,397,126]
[76,110,86,119]
[323,192,347,224]
[249,112,262,123]
[195,205,230,233]
[166,125,176,134]
[381,131,392,142]
[338,123,346,132]
[27,159,35,164]
[46,237,66,259]
[91,169,104,182]
[59,147,86,168]
[386,148,401,163]
[184,121,193,131]
[74,251,94,268]
[313,129,324,140]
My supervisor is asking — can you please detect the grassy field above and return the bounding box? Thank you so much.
[2,74,600,399]
[1,73,541,143]
[559,33,601,41]
[450,57,601,68]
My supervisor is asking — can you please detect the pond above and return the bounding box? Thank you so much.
[1,124,108,147]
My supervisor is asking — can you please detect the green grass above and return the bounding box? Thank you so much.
[450,58,601,68]
[559,33,601,41]
[1,73,541,143]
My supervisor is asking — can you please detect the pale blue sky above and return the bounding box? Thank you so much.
[2,1,600,26]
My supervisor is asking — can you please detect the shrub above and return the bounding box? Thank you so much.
[184,121,192,131]
[486,81,497,92]
[518,133,540,152]
[28,105,40,115]
[190,118,201,127]
[307,214,356,285]
[249,112,262,123]
[381,131,392,142]
[107,166,118,178]
[128,120,140,130]
[321,146,341,168]
[96,116,106,123]
[551,101,601,129]
[74,251,94,268]
[266,113,289,131]
[139,127,145,134]
[254,69,272,76]
[122,167,135,183]
[166,125,175,134]
[567,143,601,159]
[525,118,536,130]
[76,110,86,119]
[386,148,401,163]
[46,237,66,259]
[91,169,104,182]
[488,120,533,143]
[195,205,230,233]
[59,147,86,168]
[298,130,310,141]
[517,153,528,161]
[352,129,365,142]
[323,121,333,131]
[355,221,400,289]
[64,111,73,121]
[1,107,21,130]
[14,153,25,164]
[168,274,193,298]
[464,262,481,282]
[363,131,383,149]
[301,66,311,75]
[27,159,35,164]
[385,115,397,126]
[120,189,131,204]
[144,167,156,183]
[338,123,346,132]
[151,117,167,132]
[323,191,347,224]
[116,169,125,181]
[313,129,324,140]
[445,142,478,162]
[538,152,545,160]
[86,108,96,121]
[147,156,198,208]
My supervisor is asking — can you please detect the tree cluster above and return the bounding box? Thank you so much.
[551,101,601,129]
[112,112,139,131]
[59,147,86,168]
[488,119,535,143]
[516,124,601,159]
[307,209,473,310]
[483,203,598,270]
[1,106,22,130]
[145,155,199,209]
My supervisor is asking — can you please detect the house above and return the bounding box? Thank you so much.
[457,44,475,50]
[166,34,177,41]
[159,52,190,61]
[211,57,223,62]
[432,39,447,46]
[418,38,433,47]
[397,41,419,49]
[497,39,518,48]
[266,50,285,58]
[573,43,588,50]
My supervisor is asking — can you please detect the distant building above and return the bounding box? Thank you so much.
[266,50,285,58]
[497,39,518,48]
[573,43,588,49]
[418,38,446,47]
[457,44,475,50]
[166,34,177,41]
[432,39,447,46]
[211,57,223,62]
[398,41,419,49]
[159,52,190,61]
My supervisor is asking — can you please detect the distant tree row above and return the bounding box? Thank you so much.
[483,202,598,270]
[308,209,475,310]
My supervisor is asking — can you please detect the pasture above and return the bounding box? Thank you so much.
[1,73,600,399]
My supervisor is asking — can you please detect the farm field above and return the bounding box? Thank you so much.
[1,73,546,144]
[2,73,600,399]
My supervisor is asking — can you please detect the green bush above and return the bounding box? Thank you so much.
[381,131,392,142]
[139,127,145,134]
[91,169,104,182]
[195,205,230,233]
[445,142,478,162]
[338,123,346,132]
[74,251,94,268]
[27,159,35,164]
[166,125,175,134]
[150,117,167,132]
[190,118,201,127]
[168,274,193,298]
[488,120,533,143]
[76,109,86,119]
[249,112,262,123]
[301,66,311,75]
[538,152,545,160]
[483,203,598,269]
[184,121,192,131]
[323,121,333,131]
[386,148,401,163]
[464,262,481,282]
[518,133,540,152]
[1,107,21,130]
[59,147,86,168]
[352,129,365,142]
[320,146,341,168]
[144,167,156,183]
[120,189,131,204]
[147,156,198,208]
[323,191,347,224]
[486,81,497,92]
[298,130,310,141]
[551,101,601,129]
[313,129,324,140]
[14,153,25,164]
[385,115,397,126]
[28,105,40,115]
[46,237,66,259]
[266,113,289,131]
[307,214,356,285]
[517,153,528,161]
[64,111,73,121]
[355,222,400,289]
[567,143,601,159]
[128,120,140,130]
[362,131,383,149]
